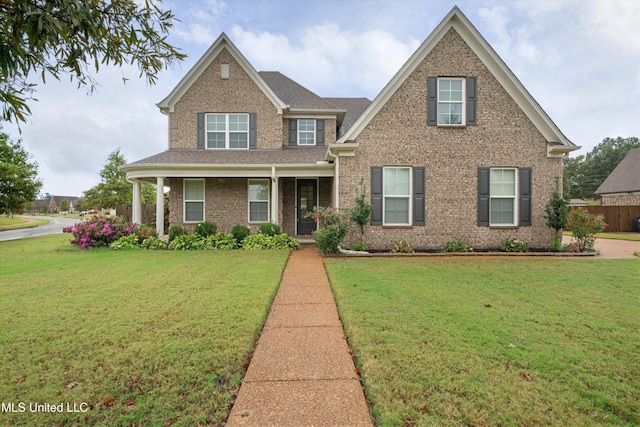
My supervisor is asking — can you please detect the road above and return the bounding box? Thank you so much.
[0,216,80,242]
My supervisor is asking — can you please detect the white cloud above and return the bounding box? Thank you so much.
[582,1,640,54]
[230,24,419,98]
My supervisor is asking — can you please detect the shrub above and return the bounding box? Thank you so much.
[231,224,251,246]
[242,233,301,250]
[63,216,139,249]
[168,224,186,242]
[390,239,414,253]
[137,225,157,244]
[110,234,140,250]
[267,233,301,250]
[500,238,529,252]
[550,236,563,252]
[350,242,366,252]
[306,207,349,255]
[445,239,473,252]
[568,208,607,252]
[168,234,206,250]
[258,222,281,236]
[203,233,237,250]
[141,236,167,250]
[195,220,217,238]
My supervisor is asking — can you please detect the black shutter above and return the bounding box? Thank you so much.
[413,167,425,226]
[288,119,297,146]
[519,168,532,226]
[427,76,437,126]
[478,168,490,226]
[466,76,477,126]
[316,119,325,146]
[371,167,383,226]
[197,112,205,149]
[249,113,257,149]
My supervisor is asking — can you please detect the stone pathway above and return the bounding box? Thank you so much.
[226,245,373,426]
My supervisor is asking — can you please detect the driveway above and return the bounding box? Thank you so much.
[562,234,640,259]
[0,216,79,242]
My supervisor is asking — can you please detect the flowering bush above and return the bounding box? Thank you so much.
[500,238,529,252]
[568,208,607,252]
[390,239,414,253]
[445,239,473,252]
[305,207,349,254]
[63,216,139,249]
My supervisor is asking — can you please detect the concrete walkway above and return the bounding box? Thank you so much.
[562,234,640,259]
[227,245,373,426]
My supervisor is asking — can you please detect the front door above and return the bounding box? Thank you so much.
[297,179,318,235]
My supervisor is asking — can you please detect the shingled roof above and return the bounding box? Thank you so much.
[324,97,371,137]
[259,71,342,111]
[124,147,328,167]
[595,148,640,194]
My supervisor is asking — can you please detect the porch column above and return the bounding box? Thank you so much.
[271,167,279,225]
[132,181,142,225]
[156,177,165,236]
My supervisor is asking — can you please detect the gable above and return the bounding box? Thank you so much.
[595,148,640,194]
[339,7,578,156]
[157,33,286,114]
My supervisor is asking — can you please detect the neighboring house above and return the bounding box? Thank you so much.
[27,199,49,214]
[122,7,578,249]
[595,148,640,206]
[48,196,80,213]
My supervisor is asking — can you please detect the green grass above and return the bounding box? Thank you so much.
[0,216,49,230]
[0,234,289,426]
[325,257,640,426]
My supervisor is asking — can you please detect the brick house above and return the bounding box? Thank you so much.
[122,7,578,249]
[594,148,640,206]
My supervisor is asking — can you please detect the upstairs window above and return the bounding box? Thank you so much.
[297,119,316,145]
[437,78,464,125]
[427,76,476,126]
[206,113,249,149]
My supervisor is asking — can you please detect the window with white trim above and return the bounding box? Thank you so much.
[297,119,315,145]
[437,78,465,125]
[184,179,205,222]
[206,113,249,149]
[248,179,269,222]
[383,167,411,225]
[490,168,517,225]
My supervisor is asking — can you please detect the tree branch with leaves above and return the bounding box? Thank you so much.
[0,0,186,123]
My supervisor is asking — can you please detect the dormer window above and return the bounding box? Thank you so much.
[206,113,248,149]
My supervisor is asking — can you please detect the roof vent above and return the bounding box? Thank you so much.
[221,63,229,79]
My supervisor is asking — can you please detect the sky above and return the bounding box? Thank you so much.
[3,0,640,197]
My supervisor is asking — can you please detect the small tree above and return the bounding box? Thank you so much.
[568,208,607,252]
[59,198,70,213]
[544,176,570,248]
[0,131,42,216]
[350,178,373,248]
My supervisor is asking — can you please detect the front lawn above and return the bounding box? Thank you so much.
[563,231,640,242]
[0,216,49,231]
[0,234,289,426]
[325,257,640,426]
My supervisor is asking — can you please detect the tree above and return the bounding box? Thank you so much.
[83,148,156,209]
[0,0,186,123]
[0,130,43,216]
[59,198,70,213]
[350,178,373,249]
[544,177,570,247]
[563,137,640,199]
[83,148,130,209]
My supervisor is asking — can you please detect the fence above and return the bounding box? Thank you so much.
[576,206,640,232]
[116,204,156,227]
